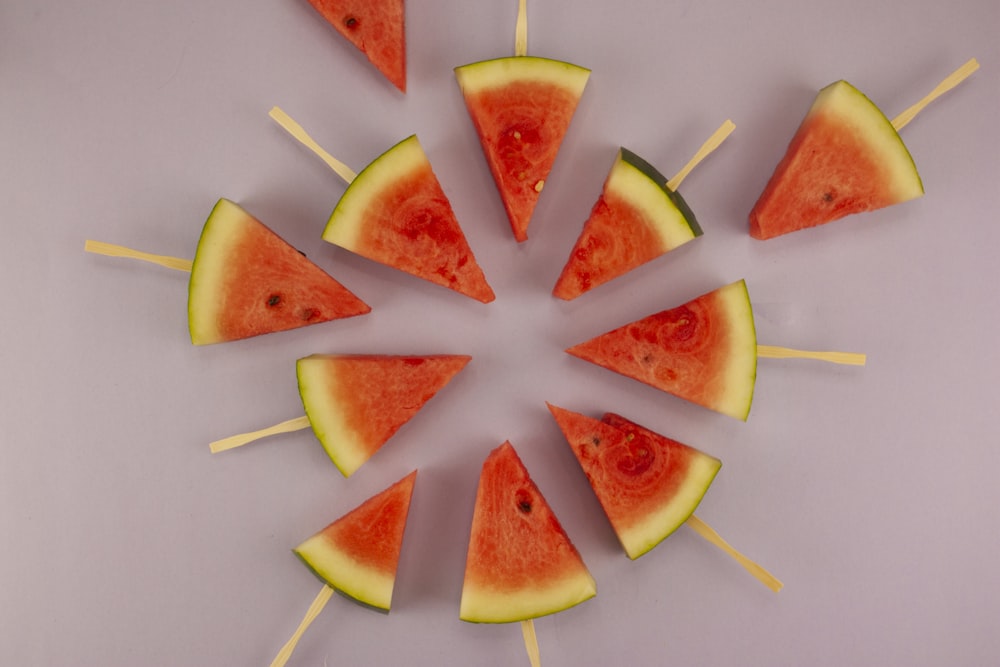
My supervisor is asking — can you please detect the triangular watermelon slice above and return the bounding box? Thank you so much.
[455,56,590,242]
[547,404,721,559]
[294,470,417,611]
[566,279,757,420]
[322,135,495,303]
[305,0,406,92]
[553,148,703,300]
[187,198,370,345]
[460,441,596,623]
[749,80,924,240]
[296,354,471,477]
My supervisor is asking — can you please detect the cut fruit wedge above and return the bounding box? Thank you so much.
[294,470,417,610]
[321,135,496,303]
[566,280,758,420]
[552,148,703,300]
[460,442,596,623]
[455,56,590,242]
[547,404,721,559]
[298,353,471,476]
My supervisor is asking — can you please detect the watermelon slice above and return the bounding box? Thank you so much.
[306,0,406,92]
[547,404,721,559]
[566,279,757,420]
[749,80,924,240]
[294,470,417,611]
[455,56,590,242]
[553,148,703,300]
[187,198,370,345]
[296,354,470,477]
[322,135,495,303]
[460,442,596,623]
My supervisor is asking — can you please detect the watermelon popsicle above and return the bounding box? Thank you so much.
[553,120,736,300]
[268,471,417,667]
[454,0,590,243]
[565,279,866,421]
[749,58,979,240]
[209,354,470,477]
[548,404,782,592]
[460,441,597,667]
[268,107,495,303]
[84,199,371,344]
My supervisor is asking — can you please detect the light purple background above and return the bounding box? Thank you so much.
[3,1,998,665]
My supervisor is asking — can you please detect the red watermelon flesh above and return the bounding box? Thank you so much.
[565,280,757,420]
[323,135,495,303]
[293,470,417,611]
[306,0,406,92]
[749,80,923,240]
[296,354,470,477]
[187,199,370,345]
[553,148,703,300]
[460,441,596,623]
[455,56,590,242]
[547,404,721,559]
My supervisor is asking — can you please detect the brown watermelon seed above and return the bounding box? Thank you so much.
[267,294,281,307]
[344,16,359,29]
[515,489,532,514]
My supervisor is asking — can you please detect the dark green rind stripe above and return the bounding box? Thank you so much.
[619,147,703,237]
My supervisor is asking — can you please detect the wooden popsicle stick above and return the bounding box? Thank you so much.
[269,584,335,667]
[268,106,358,184]
[686,514,783,593]
[209,415,312,454]
[892,58,979,131]
[514,0,528,57]
[84,240,193,272]
[666,119,736,191]
[521,619,541,667]
[757,344,866,366]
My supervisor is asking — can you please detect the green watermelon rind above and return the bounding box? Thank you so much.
[618,147,703,239]
[322,134,425,250]
[460,576,597,624]
[187,198,237,345]
[293,536,396,612]
[321,135,495,303]
[714,279,758,421]
[296,354,367,477]
[454,55,590,96]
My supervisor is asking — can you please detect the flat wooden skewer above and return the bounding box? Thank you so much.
[268,106,357,184]
[892,58,979,132]
[666,119,736,192]
[269,584,334,667]
[521,618,542,667]
[209,415,311,454]
[686,514,783,592]
[513,2,542,659]
[757,345,866,366]
[514,0,528,57]
[83,239,192,272]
